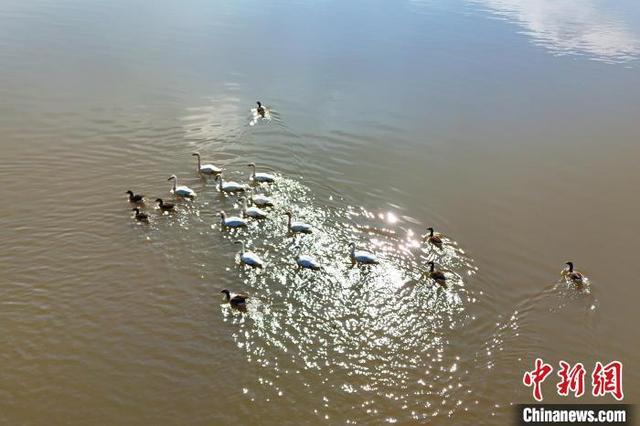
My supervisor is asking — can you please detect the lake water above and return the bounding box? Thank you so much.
[1,0,639,424]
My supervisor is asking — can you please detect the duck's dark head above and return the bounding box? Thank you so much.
[256,101,262,107]
[192,152,200,157]
[126,190,133,195]
[155,198,163,204]
[427,227,434,236]
[220,289,230,300]
[132,207,140,214]
[565,261,574,272]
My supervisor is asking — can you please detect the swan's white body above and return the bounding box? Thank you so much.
[254,172,276,182]
[285,213,312,234]
[168,175,196,198]
[237,242,264,268]
[193,153,221,175]
[251,193,274,207]
[349,243,378,265]
[240,198,267,219]
[220,211,247,228]
[216,175,246,193]
[248,163,276,183]
[296,255,321,270]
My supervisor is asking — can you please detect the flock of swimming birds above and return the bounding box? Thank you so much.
[125,102,588,310]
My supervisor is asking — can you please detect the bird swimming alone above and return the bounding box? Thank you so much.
[348,242,379,267]
[562,261,584,284]
[256,101,265,118]
[132,207,149,222]
[239,197,268,219]
[215,173,247,193]
[235,241,264,268]
[424,227,443,249]
[192,152,221,176]
[248,162,276,183]
[167,175,196,198]
[423,261,447,287]
[126,190,144,204]
[155,198,175,212]
[220,211,247,228]
[220,289,249,309]
[284,211,313,234]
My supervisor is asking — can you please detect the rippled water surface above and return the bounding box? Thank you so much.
[1,0,639,424]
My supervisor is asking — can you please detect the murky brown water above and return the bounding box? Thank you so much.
[1,0,639,424]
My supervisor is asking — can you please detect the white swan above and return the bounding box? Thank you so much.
[168,175,196,198]
[296,254,321,271]
[239,197,267,219]
[250,190,274,208]
[220,211,247,228]
[285,211,312,234]
[192,152,221,176]
[349,242,379,266]
[216,174,247,193]
[236,241,264,268]
[248,162,276,183]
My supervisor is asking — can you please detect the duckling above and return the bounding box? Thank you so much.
[132,207,149,222]
[167,175,196,198]
[296,254,321,271]
[256,101,265,117]
[238,197,267,219]
[349,242,379,267]
[424,227,443,249]
[284,211,312,234]
[561,261,584,284]
[248,162,276,183]
[220,211,247,228]
[220,289,249,309]
[235,241,264,268]
[250,190,274,208]
[126,190,144,203]
[192,152,222,176]
[155,198,175,212]
[216,174,247,193]
[423,261,447,287]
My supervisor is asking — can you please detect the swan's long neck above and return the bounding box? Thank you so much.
[218,176,223,190]
[195,155,201,171]
[242,198,248,212]
[287,215,292,230]
[429,262,435,272]
[249,164,256,178]
[220,213,225,224]
[172,178,177,192]
[429,228,434,237]
[567,263,574,272]
[239,242,245,254]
